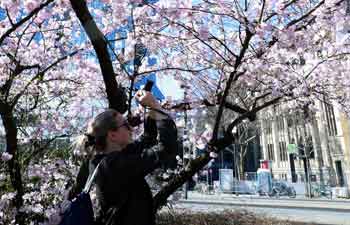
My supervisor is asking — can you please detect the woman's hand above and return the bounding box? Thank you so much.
[135,90,161,109]
[135,90,168,120]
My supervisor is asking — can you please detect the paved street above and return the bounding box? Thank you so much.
[183,191,350,211]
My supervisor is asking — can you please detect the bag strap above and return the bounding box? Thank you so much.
[83,158,104,193]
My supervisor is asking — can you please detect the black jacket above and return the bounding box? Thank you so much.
[91,116,177,225]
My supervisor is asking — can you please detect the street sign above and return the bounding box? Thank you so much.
[257,168,272,193]
[287,144,297,154]
[219,169,233,193]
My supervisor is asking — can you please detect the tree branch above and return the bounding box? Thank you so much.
[69,0,127,113]
[153,96,282,211]
[226,96,282,136]
[10,50,79,108]
[137,66,211,76]
[0,0,54,46]
[22,134,70,167]
[212,30,252,140]
[287,0,325,28]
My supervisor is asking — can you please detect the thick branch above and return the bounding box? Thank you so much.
[69,0,127,113]
[253,92,271,108]
[153,94,283,211]
[226,96,282,136]
[153,153,212,212]
[212,30,252,140]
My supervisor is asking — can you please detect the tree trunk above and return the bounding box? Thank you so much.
[239,152,244,181]
[152,135,233,212]
[239,146,248,180]
[0,104,25,225]
[152,153,212,213]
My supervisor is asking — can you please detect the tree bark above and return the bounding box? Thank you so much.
[69,0,127,113]
[153,134,234,212]
[153,153,212,213]
[238,144,250,181]
[239,147,245,180]
[0,104,24,225]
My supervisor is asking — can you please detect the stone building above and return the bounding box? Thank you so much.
[259,100,350,193]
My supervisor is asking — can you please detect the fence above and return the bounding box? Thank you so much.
[194,172,324,197]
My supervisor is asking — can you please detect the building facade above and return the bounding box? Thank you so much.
[259,101,350,192]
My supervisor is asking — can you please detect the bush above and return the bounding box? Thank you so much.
[156,210,316,225]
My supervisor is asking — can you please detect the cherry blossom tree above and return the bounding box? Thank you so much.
[126,0,350,210]
[2,1,350,224]
[68,0,350,211]
[0,1,108,224]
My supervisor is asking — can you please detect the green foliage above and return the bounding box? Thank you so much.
[0,176,14,193]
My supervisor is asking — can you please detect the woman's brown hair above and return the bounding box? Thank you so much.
[73,109,120,155]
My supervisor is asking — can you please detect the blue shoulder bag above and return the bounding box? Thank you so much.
[59,160,103,225]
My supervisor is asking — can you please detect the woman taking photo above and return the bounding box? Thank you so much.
[74,90,178,225]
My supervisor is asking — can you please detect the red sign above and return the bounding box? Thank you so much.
[261,160,269,169]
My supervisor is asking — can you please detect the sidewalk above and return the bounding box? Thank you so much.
[180,191,350,212]
[187,190,350,202]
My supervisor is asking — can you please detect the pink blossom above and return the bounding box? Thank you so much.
[24,1,39,12]
[1,152,13,161]
[198,26,210,40]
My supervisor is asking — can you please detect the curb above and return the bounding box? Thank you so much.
[178,199,350,213]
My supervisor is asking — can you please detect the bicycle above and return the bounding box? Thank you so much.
[311,183,332,199]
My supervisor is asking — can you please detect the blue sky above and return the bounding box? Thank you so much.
[0,2,184,101]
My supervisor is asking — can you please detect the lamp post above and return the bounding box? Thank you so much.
[181,84,190,199]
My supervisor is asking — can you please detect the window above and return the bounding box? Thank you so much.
[335,161,345,187]
[266,120,272,135]
[287,117,293,128]
[325,103,338,136]
[279,141,288,162]
[277,115,288,162]
[277,116,285,131]
[266,120,274,161]
[267,143,275,161]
